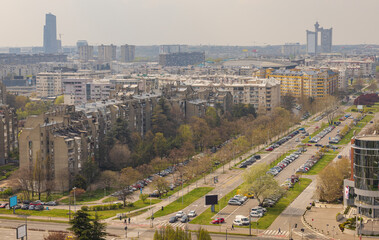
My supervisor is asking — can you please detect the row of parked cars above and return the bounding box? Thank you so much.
[169,210,197,223]
[228,195,248,206]
[309,125,335,143]
[0,200,58,211]
[296,151,324,173]
[265,129,301,151]
[239,155,261,168]
[267,149,304,176]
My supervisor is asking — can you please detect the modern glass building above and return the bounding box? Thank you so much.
[348,136,379,218]
[43,13,58,53]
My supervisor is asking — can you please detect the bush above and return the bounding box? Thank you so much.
[306,206,311,210]
[0,188,13,197]
[88,203,124,211]
[81,206,89,211]
[344,206,351,215]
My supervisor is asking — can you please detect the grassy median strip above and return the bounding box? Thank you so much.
[190,187,239,225]
[252,178,312,229]
[152,187,213,218]
[302,122,328,143]
[303,152,339,175]
[338,115,374,145]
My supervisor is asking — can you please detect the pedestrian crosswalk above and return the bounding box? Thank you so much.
[260,230,289,237]
[157,220,186,229]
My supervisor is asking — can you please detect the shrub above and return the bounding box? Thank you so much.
[81,206,89,211]
[306,206,311,210]
[344,206,351,215]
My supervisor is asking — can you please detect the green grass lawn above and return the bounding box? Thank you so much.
[251,178,312,229]
[190,187,238,225]
[60,188,114,204]
[0,198,162,220]
[303,152,339,175]
[0,164,18,181]
[152,187,213,218]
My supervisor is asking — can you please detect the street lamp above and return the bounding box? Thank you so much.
[73,187,77,212]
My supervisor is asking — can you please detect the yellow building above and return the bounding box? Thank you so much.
[265,68,338,98]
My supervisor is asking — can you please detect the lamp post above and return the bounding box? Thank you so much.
[73,187,77,212]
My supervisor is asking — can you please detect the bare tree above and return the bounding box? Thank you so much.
[118,167,141,207]
[99,170,118,190]
[152,177,169,198]
[109,142,131,170]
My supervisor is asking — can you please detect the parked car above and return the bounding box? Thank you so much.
[232,219,244,226]
[265,146,274,151]
[228,199,242,206]
[169,216,178,223]
[35,205,44,211]
[0,203,8,208]
[180,215,189,223]
[21,204,29,210]
[188,210,197,217]
[211,218,225,224]
[28,205,35,210]
[45,201,57,206]
[176,211,185,218]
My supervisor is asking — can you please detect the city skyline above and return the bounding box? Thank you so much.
[0,0,378,47]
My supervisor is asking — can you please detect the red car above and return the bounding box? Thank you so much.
[265,147,274,151]
[211,218,225,224]
[306,143,312,146]
[0,203,8,208]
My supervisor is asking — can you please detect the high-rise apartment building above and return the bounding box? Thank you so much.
[267,68,338,98]
[43,13,58,54]
[281,43,301,56]
[306,22,332,54]
[98,45,117,62]
[78,45,94,61]
[120,44,135,62]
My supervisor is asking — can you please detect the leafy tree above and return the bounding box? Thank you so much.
[205,107,220,128]
[368,82,378,92]
[69,210,107,240]
[73,174,87,190]
[152,177,169,198]
[111,118,131,145]
[153,133,168,158]
[139,193,149,203]
[242,163,284,204]
[280,93,296,111]
[154,226,191,240]
[150,157,170,175]
[196,227,212,240]
[68,210,93,239]
[231,103,257,118]
[54,95,64,105]
[81,158,99,185]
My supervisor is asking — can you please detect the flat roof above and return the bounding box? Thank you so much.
[355,135,379,141]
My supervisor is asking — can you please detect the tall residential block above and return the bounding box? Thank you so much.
[98,44,117,62]
[78,45,94,61]
[43,13,58,54]
[120,44,135,62]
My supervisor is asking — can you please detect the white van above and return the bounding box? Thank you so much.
[234,215,250,225]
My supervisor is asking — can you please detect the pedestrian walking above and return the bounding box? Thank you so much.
[124,219,126,224]
[119,215,122,221]
[128,217,131,224]
[232,224,234,230]
[278,228,281,233]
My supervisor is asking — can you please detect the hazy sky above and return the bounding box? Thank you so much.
[1,0,378,47]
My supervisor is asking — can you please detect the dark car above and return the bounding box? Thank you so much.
[180,215,189,223]
[254,155,261,160]
[35,205,44,211]
[14,204,21,209]
[21,204,29,210]
[169,216,178,223]
[23,200,31,204]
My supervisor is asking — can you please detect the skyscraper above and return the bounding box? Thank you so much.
[306,22,332,54]
[43,13,58,53]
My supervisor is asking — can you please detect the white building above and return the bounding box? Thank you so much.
[36,70,111,98]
